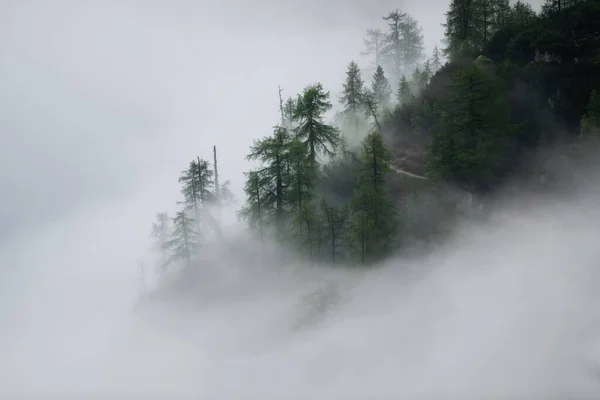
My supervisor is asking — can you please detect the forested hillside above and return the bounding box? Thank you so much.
[149,0,600,273]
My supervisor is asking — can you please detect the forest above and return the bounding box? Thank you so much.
[148,0,600,273]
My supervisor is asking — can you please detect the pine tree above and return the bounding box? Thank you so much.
[293,83,340,168]
[371,65,392,113]
[349,132,396,263]
[320,199,350,264]
[428,65,515,191]
[396,75,413,105]
[361,28,386,69]
[165,210,200,269]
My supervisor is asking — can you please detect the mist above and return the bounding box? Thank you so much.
[3,0,598,398]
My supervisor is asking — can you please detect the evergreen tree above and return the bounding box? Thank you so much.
[320,199,350,264]
[245,126,291,236]
[339,61,366,136]
[178,160,201,217]
[349,132,396,263]
[443,0,478,58]
[396,75,413,105]
[293,83,341,168]
[165,210,200,269]
[286,138,314,212]
[340,61,365,115]
[371,65,392,113]
[511,1,537,27]
[361,28,386,69]
[428,64,515,191]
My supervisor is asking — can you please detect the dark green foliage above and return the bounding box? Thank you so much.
[428,64,515,191]
[349,132,397,263]
[293,83,341,167]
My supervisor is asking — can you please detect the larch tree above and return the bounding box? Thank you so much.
[443,0,479,59]
[245,126,292,237]
[286,138,314,212]
[362,88,383,133]
[339,61,366,136]
[428,64,515,191]
[431,45,443,72]
[511,1,537,27]
[396,75,413,105]
[399,14,425,73]
[361,28,386,70]
[239,170,266,256]
[371,65,392,113]
[320,198,350,264]
[382,9,407,80]
[165,210,200,270]
[349,132,396,264]
[151,211,171,273]
[293,83,340,168]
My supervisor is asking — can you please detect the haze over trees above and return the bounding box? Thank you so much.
[147,0,600,275]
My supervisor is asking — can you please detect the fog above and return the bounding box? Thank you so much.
[2,0,597,398]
